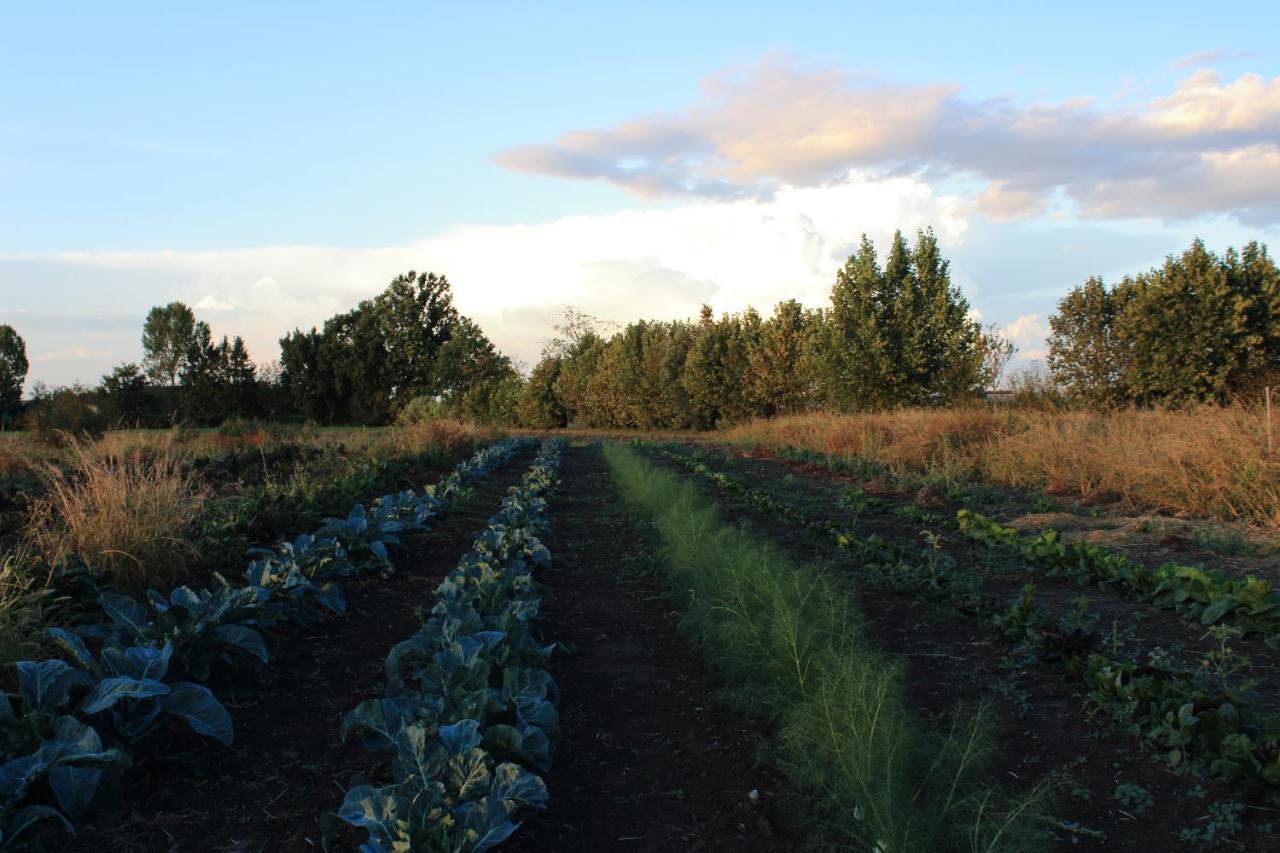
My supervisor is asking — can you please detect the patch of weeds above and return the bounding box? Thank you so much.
[1193,525,1257,558]
[1031,495,1060,513]
[1177,800,1246,846]
[1113,782,1155,814]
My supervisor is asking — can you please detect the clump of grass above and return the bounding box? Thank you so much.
[722,407,1280,527]
[28,434,207,591]
[603,444,1051,851]
[393,418,491,457]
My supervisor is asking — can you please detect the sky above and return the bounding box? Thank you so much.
[2,1,1278,389]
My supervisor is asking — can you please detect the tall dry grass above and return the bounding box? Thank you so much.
[723,407,1280,527]
[390,418,493,457]
[28,435,208,590]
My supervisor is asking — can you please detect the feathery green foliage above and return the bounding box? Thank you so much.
[603,444,1050,852]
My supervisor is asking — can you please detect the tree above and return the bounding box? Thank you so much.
[99,363,150,425]
[681,306,751,428]
[1046,276,1125,407]
[520,356,567,428]
[142,302,197,387]
[1048,239,1280,406]
[745,300,817,416]
[825,230,986,409]
[375,271,461,404]
[0,324,28,428]
[277,271,510,425]
[978,324,1017,391]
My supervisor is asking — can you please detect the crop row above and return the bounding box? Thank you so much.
[958,511,1280,645]
[648,444,1280,808]
[644,445,966,598]
[328,439,563,852]
[0,438,531,846]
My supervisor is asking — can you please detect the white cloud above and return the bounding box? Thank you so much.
[1003,313,1050,361]
[496,57,1280,225]
[5,174,967,385]
[194,294,236,311]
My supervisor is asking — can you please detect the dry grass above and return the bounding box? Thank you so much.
[390,418,494,457]
[28,435,208,590]
[723,407,1280,527]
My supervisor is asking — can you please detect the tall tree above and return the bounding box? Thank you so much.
[142,302,197,387]
[1046,276,1125,406]
[825,230,986,409]
[746,300,817,416]
[0,324,28,428]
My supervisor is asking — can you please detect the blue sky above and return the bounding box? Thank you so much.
[2,1,1278,387]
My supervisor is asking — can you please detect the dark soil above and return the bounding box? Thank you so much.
[57,447,537,853]
[641,444,1280,852]
[508,443,795,853]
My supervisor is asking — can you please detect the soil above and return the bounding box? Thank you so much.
[507,443,794,853]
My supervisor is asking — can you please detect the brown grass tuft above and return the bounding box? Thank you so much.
[28,434,208,590]
[392,418,493,457]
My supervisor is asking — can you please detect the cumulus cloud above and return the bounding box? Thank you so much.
[3,174,966,386]
[1003,313,1051,361]
[496,57,1280,225]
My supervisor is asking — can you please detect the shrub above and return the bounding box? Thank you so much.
[23,383,109,444]
[395,394,449,425]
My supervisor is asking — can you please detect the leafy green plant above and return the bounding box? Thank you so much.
[1113,782,1154,814]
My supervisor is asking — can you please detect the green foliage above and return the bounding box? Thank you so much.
[1048,239,1280,405]
[141,302,196,388]
[1,439,530,838]
[823,230,988,409]
[180,325,258,425]
[0,324,28,428]
[22,383,108,443]
[98,363,150,426]
[279,271,514,425]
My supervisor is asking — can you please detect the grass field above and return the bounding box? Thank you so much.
[3,418,1280,851]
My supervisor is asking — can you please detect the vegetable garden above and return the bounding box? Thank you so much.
[3,429,1279,851]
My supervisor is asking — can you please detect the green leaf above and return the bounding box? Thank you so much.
[161,682,233,745]
[44,628,97,672]
[1199,596,1237,626]
[79,676,170,715]
[99,591,153,640]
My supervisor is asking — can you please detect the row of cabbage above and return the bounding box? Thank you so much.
[957,510,1280,645]
[330,439,563,853]
[0,438,531,847]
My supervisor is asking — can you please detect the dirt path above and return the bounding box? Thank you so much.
[508,443,794,853]
[61,447,537,853]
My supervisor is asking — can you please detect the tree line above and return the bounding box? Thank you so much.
[2,232,1277,434]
